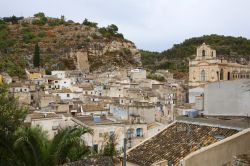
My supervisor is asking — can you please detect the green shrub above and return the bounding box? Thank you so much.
[38,31,46,38]
[82,18,98,28]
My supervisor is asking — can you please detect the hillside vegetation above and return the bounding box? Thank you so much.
[0,13,141,78]
[141,34,250,78]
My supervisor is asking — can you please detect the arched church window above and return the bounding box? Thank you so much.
[200,70,206,81]
[220,69,224,80]
[202,50,205,59]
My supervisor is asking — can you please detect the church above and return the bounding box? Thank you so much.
[189,43,250,87]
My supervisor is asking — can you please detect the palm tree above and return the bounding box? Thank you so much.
[14,126,49,166]
[13,126,92,166]
[47,126,92,165]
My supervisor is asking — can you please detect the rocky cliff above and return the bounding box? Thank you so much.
[0,15,141,77]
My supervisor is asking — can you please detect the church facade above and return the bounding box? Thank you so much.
[189,43,250,87]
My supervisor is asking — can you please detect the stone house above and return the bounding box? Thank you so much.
[81,104,109,116]
[72,115,147,152]
[51,70,69,79]
[110,101,155,123]
[27,111,73,139]
[128,68,147,81]
[51,88,75,100]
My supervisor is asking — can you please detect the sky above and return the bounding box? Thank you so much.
[1,0,250,51]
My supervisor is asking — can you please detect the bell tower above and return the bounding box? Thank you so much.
[195,43,216,60]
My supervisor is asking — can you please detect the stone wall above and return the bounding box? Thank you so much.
[76,51,90,73]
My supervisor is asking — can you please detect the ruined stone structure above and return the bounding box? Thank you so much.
[189,43,250,87]
[70,51,90,73]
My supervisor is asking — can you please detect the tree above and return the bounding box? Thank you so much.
[33,12,47,25]
[82,18,98,28]
[14,126,49,166]
[47,126,92,165]
[34,12,45,18]
[107,24,118,33]
[0,84,27,165]
[13,126,92,166]
[0,85,92,166]
[101,132,117,158]
[33,43,40,67]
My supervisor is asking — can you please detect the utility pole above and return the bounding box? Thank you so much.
[123,137,127,166]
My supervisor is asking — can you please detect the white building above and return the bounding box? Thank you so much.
[27,111,74,139]
[129,69,147,80]
[188,87,204,103]
[54,78,72,90]
[51,71,68,79]
[200,79,250,116]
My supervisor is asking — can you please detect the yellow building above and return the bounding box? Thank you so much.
[189,43,250,87]
[28,72,42,80]
[0,74,3,84]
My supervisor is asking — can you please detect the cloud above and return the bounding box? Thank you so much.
[1,0,250,51]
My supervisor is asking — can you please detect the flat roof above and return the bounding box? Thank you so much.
[73,116,121,126]
[176,116,250,130]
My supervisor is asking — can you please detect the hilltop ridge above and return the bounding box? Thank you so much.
[0,13,141,77]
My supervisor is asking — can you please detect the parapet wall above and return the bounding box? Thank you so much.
[180,128,250,166]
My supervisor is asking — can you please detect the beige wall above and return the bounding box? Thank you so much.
[180,128,250,166]
[14,92,31,105]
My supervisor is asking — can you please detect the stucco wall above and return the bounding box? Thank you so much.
[204,79,250,116]
[180,128,250,166]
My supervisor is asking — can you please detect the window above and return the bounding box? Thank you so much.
[200,70,206,81]
[202,50,205,59]
[67,94,70,97]
[220,69,224,80]
[136,128,143,137]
